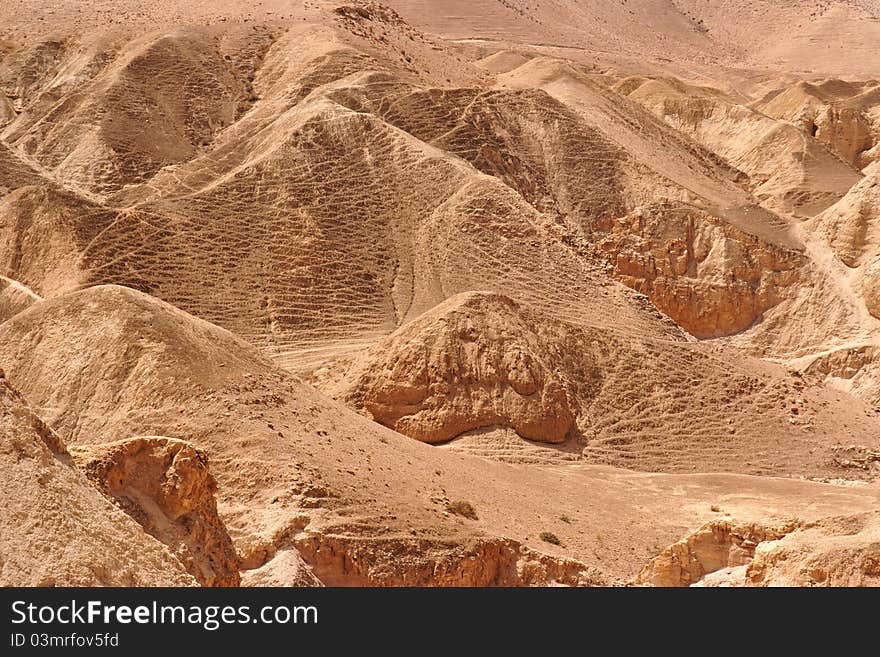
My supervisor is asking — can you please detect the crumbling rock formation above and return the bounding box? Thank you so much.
[339,292,577,444]
[293,533,611,587]
[748,512,880,587]
[638,513,880,587]
[70,436,241,586]
[813,106,875,169]
[618,76,863,216]
[635,519,799,587]
[805,345,880,406]
[0,377,195,586]
[241,549,323,587]
[595,203,805,338]
[754,80,880,170]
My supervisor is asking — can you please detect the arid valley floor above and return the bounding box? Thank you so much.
[1,0,880,587]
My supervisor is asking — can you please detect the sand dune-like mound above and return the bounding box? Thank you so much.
[3,284,877,585]
[0,141,43,196]
[70,436,241,586]
[384,1,880,77]
[495,59,758,216]
[0,376,195,586]
[0,284,274,438]
[635,518,799,587]
[2,26,277,197]
[0,185,112,298]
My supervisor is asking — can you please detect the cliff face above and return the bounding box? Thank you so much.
[635,519,799,587]
[0,378,195,586]
[595,204,805,338]
[638,512,880,587]
[292,534,611,587]
[70,437,241,587]
[747,512,880,587]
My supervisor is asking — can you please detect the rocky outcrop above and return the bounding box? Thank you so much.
[70,436,241,586]
[805,345,880,406]
[293,534,611,587]
[754,80,880,170]
[811,168,880,269]
[864,258,880,319]
[747,512,880,587]
[241,549,323,587]
[639,513,880,587]
[808,166,880,320]
[635,519,799,587]
[813,106,875,169]
[0,378,195,586]
[595,204,804,338]
[338,292,577,444]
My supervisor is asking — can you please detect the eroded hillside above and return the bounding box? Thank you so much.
[0,0,878,587]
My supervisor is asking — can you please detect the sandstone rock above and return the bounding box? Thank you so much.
[339,292,576,444]
[864,258,880,319]
[811,168,880,269]
[70,436,241,586]
[0,275,40,323]
[635,519,798,587]
[293,533,612,587]
[596,203,804,338]
[0,380,195,586]
[241,549,323,587]
[690,564,748,587]
[640,513,880,587]
[814,106,874,168]
[747,512,880,587]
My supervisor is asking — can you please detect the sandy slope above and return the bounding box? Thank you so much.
[0,1,879,586]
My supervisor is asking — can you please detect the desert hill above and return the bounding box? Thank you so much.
[0,1,879,587]
[0,7,819,355]
[324,290,880,476]
[2,284,877,585]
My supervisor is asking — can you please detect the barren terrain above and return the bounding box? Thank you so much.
[1,1,879,587]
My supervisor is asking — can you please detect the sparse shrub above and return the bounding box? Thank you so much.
[446,500,478,520]
[539,531,562,546]
[560,515,573,524]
